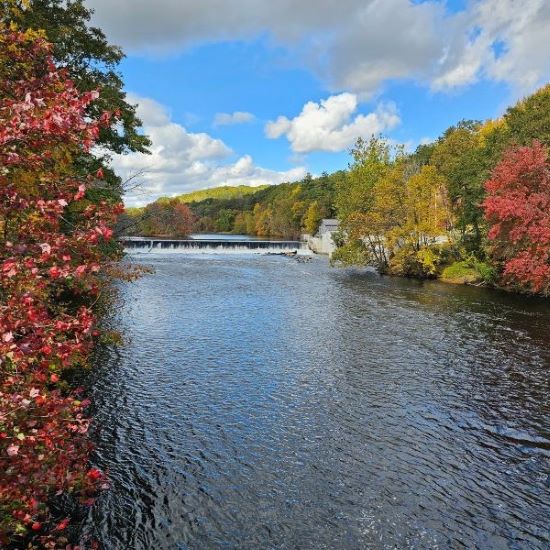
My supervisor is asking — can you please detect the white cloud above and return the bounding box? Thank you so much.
[114,95,306,206]
[87,0,549,97]
[265,93,400,153]
[432,0,550,93]
[213,111,255,126]
[320,0,446,98]
[126,95,231,162]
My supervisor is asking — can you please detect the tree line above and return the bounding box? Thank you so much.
[333,85,549,295]
[129,84,549,295]
[121,171,342,239]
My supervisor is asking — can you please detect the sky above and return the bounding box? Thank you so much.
[85,0,550,206]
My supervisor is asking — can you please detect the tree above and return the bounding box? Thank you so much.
[430,120,487,252]
[333,137,455,276]
[269,188,303,238]
[216,208,235,232]
[360,159,408,270]
[503,84,550,148]
[387,164,452,277]
[3,0,149,155]
[412,142,436,166]
[142,199,194,237]
[2,0,151,210]
[244,211,256,235]
[483,141,550,295]
[0,27,118,546]
[303,201,323,235]
[253,203,272,236]
[404,165,450,249]
[336,136,392,236]
[232,212,247,234]
[333,137,397,269]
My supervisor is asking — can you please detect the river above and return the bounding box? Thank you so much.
[84,249,550,549]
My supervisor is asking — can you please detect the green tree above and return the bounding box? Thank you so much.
[216,209,235,232]
[303,201,323,235]
[333,136,396,268]
[4,0,150,156]
[269,187,303,238]
[503,84,550,147]
[336,136,393,234]
[412,142,436,166]
[430,120,486,253]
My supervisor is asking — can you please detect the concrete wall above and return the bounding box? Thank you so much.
[306,231,337,256]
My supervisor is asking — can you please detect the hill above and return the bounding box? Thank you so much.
[158,185,270,205]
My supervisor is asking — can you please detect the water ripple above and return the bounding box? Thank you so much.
[84,255,550,549]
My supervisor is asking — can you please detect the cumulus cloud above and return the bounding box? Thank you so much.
[213,111,255,127]
[87,0,549,97]
[265,93,400,153]
[114,96,306,206]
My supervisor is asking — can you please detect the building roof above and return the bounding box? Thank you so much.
[318,219,339,235]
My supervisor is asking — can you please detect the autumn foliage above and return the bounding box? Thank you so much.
[0,27,121,546]
[483,141,550,295]
[142,198,194,237]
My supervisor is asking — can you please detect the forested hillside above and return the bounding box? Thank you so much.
[163,184,269,204]
[121,172,343,238]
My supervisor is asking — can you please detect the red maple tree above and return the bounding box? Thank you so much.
[483,141,550,295]
[0,27,121,547]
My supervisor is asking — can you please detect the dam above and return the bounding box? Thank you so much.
[120,237,308,254]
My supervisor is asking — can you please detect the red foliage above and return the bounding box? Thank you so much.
[142,198,195,237]
[0,28,119,546]
[483,141,550,295]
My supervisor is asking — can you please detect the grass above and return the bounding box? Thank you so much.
[440,261,483,284]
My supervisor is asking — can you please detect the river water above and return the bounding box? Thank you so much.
[85,251,550,549]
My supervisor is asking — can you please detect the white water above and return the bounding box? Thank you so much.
[122,237,311,255]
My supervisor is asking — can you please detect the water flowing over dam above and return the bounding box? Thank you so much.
[120,237,307,255]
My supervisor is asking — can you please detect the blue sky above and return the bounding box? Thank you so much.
[86,0,549,205]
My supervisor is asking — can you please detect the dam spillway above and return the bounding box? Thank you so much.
[120,238,308,255]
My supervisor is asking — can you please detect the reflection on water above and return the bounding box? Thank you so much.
[85,255,550,549]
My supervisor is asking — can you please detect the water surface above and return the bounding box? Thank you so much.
[86,254,550,549]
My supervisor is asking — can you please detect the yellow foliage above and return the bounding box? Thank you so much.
[303,201,322,235]
[405,165,450,244]
[415,247,439,276]
[477,118,507,146]
[253,203,272,236]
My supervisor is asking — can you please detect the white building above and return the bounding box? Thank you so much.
[306,219,339,256]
